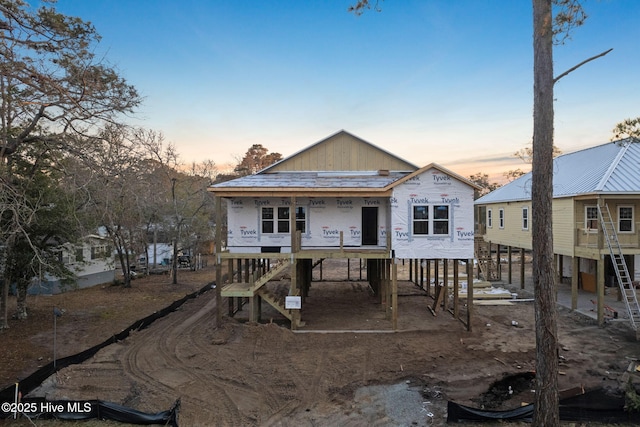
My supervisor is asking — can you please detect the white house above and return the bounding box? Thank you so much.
[210,130,479,328]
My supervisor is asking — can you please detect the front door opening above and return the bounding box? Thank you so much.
[362,207,378,246]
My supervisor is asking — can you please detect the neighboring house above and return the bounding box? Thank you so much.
[210,130,479,328]
[475,139,640,327]
[29,234,116,295]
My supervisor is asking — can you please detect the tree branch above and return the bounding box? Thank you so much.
[554,48,613,83]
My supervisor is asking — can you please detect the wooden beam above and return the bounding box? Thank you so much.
[467,259,473,332]
[453,260,459,319]
[597,255,605,326]
[215,196,223,325]
[508,246,513,284]
[392,259,398,330]
[520,248,526,290]
[443,259,449,312]
[571,256,579,310]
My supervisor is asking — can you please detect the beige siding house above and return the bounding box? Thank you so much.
[210,130,480,329]
[475,140,640,326]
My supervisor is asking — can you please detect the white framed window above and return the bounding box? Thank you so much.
[91,245,110,260]
[618,206,634,233]
[499,208,504,229]
[487,209,493,228]
[522,207,529,230]
[277,207,290,233]
[262,207,296,234]
[295,206,306,233]
[412,205,450,236]
[585,206,598,231]
[413,205,429,235]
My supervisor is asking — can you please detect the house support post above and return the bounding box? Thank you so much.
[508,246,513,284]
[496,244,501,280]
[409,259,413,282]
[290,256,300,330]
[420,259,424,290]
[443,259,449,312]
[250,294,261,323]
[426,259,431,296]
[466,259,473,332]
[558,255,564,285]
[215,196,222,326]
[520,248,526,290]
[385,259,391,318]
[571,256,579,310]
[453,259,460,319]
[597,255,605,326]
[392,258,398,330]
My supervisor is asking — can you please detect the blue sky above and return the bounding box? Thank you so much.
[51,0,640,179]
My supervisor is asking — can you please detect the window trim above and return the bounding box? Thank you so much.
[585,205,598,232]
[498,208,505,229]
[262,206,303,234]
[412,204,450,236]
[295,206,306,233]
[522,206,529,231]
[487,209,493,228]
[618,205,634,233]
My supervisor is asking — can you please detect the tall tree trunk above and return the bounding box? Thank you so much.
[532,0,559,425]
[15,279,28,320]
[0,276,8,328]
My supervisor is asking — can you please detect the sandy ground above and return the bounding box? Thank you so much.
[5,258,640,426]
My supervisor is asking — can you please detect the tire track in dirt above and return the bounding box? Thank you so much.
[259,336,332,426]
[121,293,246,425]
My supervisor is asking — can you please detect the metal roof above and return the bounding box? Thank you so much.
[475,140,640,204]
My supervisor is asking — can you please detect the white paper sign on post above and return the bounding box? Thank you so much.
[285,296,301,310]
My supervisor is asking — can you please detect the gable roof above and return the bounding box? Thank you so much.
[261,130,419,173]
[475,139,640,204]
[211,131,479,197]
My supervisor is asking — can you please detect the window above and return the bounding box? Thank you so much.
[522,207,529,230]
[295,207,306,232]
[277,207,290,233]
[261,207,294,234]
[413,205,429,235]
[261,207,274,233]
[412,205,449,236]
[75,248,84,262]
[619,206,634,232]
[91,245,110,260]
[586,206,598,231]
[499,209,504,229]
[433,205,449,235]
[487,209,493,228]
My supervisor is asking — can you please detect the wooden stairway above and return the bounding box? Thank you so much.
[598,204,640,331]
[221,259,291,297]
[221,259,303,326]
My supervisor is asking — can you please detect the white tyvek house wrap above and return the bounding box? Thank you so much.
[226,197,388,253]
[390,169,475,259]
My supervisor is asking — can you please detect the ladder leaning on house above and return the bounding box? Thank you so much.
[474,236,499,281]
[598,204,640,331]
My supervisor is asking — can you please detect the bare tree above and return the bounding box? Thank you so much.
[468,172,499,199]
[0,0,141,323]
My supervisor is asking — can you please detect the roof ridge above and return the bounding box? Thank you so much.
[595,142,628,191]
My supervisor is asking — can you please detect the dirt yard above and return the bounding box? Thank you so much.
[2,258,640,426]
